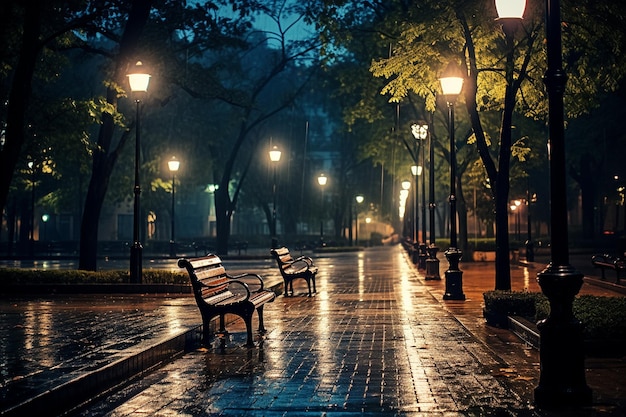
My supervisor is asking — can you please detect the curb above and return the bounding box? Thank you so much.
[0,279,284,417]
[0,327,202,417]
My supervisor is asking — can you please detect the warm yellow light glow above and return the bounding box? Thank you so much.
[127,61,151,92]
[495,0,526,19]
[168,157,180,172]
[439,77,464,96]
[317,174,327,186]
[269,145,282,162]
[439,61,464,97]
[402,180,411,190]
[355,195,364,204]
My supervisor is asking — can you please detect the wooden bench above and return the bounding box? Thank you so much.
[270,246,318,296]
[591,254,626,282]
[178,255,276,346]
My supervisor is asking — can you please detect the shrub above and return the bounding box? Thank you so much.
[536,294,626,341]
[0,268,188,285]
[483,290,544,318]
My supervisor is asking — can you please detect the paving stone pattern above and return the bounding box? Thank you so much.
[77,248,538,416]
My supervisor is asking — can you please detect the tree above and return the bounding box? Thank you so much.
[321,0,626,290]
[188,3,321,254]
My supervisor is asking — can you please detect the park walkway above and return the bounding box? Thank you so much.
[1,245,625,416]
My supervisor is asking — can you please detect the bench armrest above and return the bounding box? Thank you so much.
[288,258,315,271]
[228,272,265,292]
[225,279,252,300]
[293,256,314,266]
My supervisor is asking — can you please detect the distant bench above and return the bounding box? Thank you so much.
[591,254,626,283]
[178,255,276,346]
[270,246,318,297]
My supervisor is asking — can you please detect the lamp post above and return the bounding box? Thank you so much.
[510,202,519,241]
[41,214,49,243]
[317,174,328,245]
[410,165,419,244]
[439,61,465,300]
[526,189,535,262]
[127,61,151,284]
[355,195,364,246]
[168,156,180,258]
[423,118,440,280]
[28,160,35,258]
[269,145,282,248]
[495,0,591,407]
[401,180,411,242]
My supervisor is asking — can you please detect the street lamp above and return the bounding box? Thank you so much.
[510,202,519,241]
[410,165,421,244]
[168,156,180,258]
[41,214,49,243]
[400,180,411,235]
[317,174,328,245]
[411,123,429,244]
[526,190,536,261]
[269,145,282,248]
[495,0,591,407]
[127,61,151,284]
[355,195,364,246]
[28,160,35,258]
[439,61,465,300]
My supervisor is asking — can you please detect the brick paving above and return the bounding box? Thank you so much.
[2,245,625,416]
[75,246,607,417]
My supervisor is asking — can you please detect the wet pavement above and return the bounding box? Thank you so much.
[1,246,625,416]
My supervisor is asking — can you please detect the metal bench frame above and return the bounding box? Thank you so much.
[178,255,275,346]
[270,247,318,297]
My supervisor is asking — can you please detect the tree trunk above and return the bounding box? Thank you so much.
[0,2,40,219]
[77,0,152,270]
[215,185,231,255]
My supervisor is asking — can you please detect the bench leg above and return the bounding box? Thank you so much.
[312,274,317,294]
[243,313,254,347]
[284,279,295,296]
[257,305,267,333]
[219,314,226,333]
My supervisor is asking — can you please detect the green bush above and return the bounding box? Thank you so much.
[486,290,626,343]
[483,290,545,317]
[535,294,626,341]
[0,268,188,285]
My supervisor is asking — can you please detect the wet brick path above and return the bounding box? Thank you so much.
[0,295,199,412]
[76,247,537,416]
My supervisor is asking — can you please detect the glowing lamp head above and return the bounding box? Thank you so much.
[269,145,282,162]
[495,0,526,19]
[168,157,180,172]
[127,61,151,93]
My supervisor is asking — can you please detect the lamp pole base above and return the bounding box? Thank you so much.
[443,248,465,300]
[130,243,143,284]
[425,246,441,280]
[534,263,591,408]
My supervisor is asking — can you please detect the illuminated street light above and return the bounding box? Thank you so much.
[355,195,364,246]
[127,61,151,283]
[495,0,591,407]
[317,174,328,244]
[168,156,180,258]
[269,145,282,248]
[439,61,465,301]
